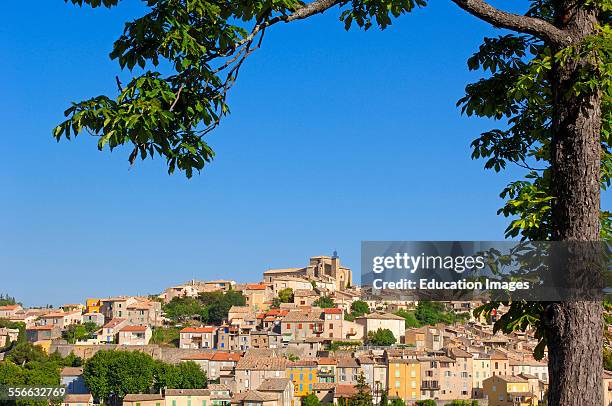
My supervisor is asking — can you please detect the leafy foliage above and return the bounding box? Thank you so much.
[83,350,206,403]
[0,294,18,307]
[366,328,396,346]
[302,393,322,406]
[461,1,611,359]
[313,295,336,308]
[444,401,479,406]
[278,288,294,304]
[350,300,369,317]
[150,326,181,347]
[0,345,81,406]
[162,290,245,325]
[394,301,466,328]
[62,322,99,344]
[352,372,374,406]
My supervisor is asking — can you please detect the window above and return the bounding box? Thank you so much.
[173,401,177,406]
[410,370,416,378]
[395,381,400,388]
[395,370,400,378]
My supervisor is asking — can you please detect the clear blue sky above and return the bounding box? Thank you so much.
[1,1,608,307]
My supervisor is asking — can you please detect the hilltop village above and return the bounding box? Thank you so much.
[1,255,611,406]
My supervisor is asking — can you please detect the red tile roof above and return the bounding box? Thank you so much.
[181,327,216,333]
[246,284,267,290]
[323,308,342,314]
[119,325,148,332]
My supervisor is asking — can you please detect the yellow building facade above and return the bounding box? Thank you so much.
[387,359,420,402]
[482,375,535,406]
[287,361,318,397]
[86,298,102,314]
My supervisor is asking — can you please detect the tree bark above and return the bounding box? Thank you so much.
[546,2,603,405]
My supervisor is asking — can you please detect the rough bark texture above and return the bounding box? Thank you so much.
[545,2,603,405]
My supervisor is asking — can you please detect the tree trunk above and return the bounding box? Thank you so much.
[546,2,603,405]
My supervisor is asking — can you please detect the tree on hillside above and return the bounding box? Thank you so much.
[163,297,205,323]
[415,401,436,406]
[56,0,611,403]
[278,288,294,304]
[84,350,156,405]
[0,294,17,307]
[394,309,421,328]
[389,399,405,406]
[302,393,321,406]
[378,390,388,406]
[84,349,207,404]
[350,300,370,317]
[5,342,48,365]
[352,372,374,406]
[366,328,397,346]
[62,322,100,344]
[313,295,336,308]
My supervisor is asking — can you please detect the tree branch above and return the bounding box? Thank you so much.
[451,0,572,46]
[283,0,341,22]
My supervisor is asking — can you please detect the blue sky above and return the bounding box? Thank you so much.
[1,1,608,307]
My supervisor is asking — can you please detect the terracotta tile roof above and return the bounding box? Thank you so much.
[102,318,126,329]
[208,384,230,391]
[181,353,214,360]
[323,308,343,314]
[450,348,473,358]
[334,384,360,398]
[119,325,148,332]
[257,378,291,392]
[41,312,67,318]
[313,382,335,391]
[234,390,278,402]
[317,357,337,365]
[181,326,216,333]
[63,394,93,403]
[246,283,267,290]
[283,310,322,322]
[494,375,528,383]
[336,358,359,368]
[211,352,242,362]
[236,356,288,370]
[288,360,318,367]
[60,367,83,376]
[0,305,21,311]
